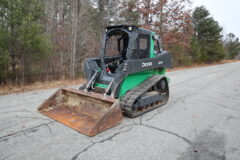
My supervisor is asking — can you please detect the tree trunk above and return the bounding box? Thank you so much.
[70,0,79,79]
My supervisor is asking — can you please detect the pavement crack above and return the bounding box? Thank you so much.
[0,110,32,114]
[221,93,238,101]
[145,111,162,121]
[45,124,54,135]
[194,98,240,112]
[119,123,139,130]
[70,127,133,160]
[142,124,192,145]
[12,116,52,121]
[171,69,222,88]
[0,153,15,160]
[112,122,192,146]
[23,132,32,139]
[172,77,197,87]
[215,103,240,112]
[0,121,56,141]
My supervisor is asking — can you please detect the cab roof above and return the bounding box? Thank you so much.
[106,25,153,34]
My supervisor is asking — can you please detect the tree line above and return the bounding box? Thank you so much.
[0,0,240,85]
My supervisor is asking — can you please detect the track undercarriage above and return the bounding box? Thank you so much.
[120,75,169,117]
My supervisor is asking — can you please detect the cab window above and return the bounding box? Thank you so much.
[154,39,160,53]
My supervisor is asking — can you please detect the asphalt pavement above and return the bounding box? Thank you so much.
[1,62,240,160]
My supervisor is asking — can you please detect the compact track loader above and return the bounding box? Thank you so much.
[38,25,172,136]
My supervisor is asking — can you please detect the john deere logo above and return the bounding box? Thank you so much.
[158,61,163,65]
[142,62,152,67]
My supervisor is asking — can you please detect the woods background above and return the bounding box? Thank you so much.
[1,0,240,85]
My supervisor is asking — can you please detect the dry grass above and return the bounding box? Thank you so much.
[167,59,240,72]
[0,59,239,96]
[0,78,85,96]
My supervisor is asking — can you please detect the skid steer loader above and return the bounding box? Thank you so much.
[38,25,172,136]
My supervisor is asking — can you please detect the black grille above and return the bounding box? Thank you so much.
[132,34,150,59]
[105,35,122,57]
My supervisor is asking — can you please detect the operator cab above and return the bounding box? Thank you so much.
[86,25,166,94]
[104,29,129,74]
[102,25,163,74]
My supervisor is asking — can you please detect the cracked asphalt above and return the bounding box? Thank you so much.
[1,62,240,160]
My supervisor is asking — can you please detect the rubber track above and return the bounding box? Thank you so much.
[120,75,166,115]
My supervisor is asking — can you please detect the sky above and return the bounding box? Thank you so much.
[193,0,240,38]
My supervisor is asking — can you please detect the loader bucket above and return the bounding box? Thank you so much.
[38,88,123,136]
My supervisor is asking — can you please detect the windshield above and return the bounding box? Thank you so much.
[104,30,129,58]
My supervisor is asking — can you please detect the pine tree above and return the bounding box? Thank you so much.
[224,33,240,59]
[0,0,52,84]
[192,6,225,63]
